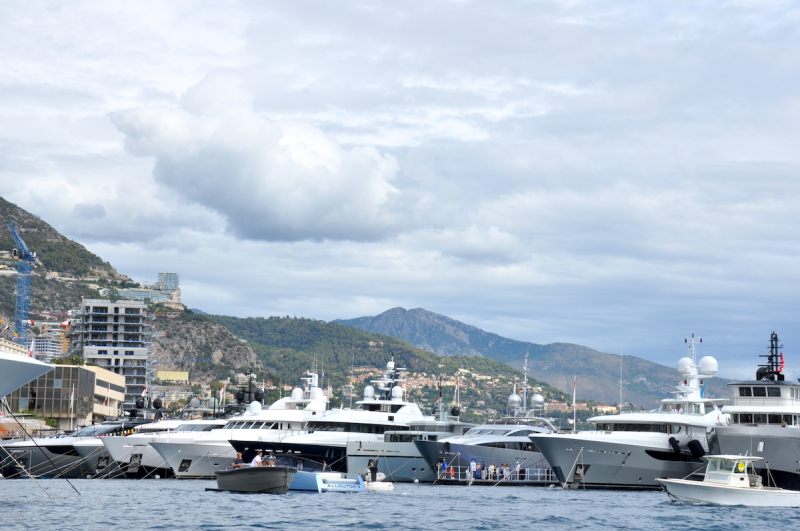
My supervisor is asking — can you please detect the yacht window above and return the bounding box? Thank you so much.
[731,414,739,424]
[783,415,794,426]
[508,430,534,437]
[670,425,682,434]
[753,387,767,397]
[767,388,781,398]
[740,413,753,424]
[754,414,767,424]
[768,415,782,424]
[739,387,752,397]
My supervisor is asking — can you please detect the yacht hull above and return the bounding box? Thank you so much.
[414,440,550,481]
[150,441,235,479]
[716,425,800,491]
[0,444,95,479]
[531,434,705,490]
[657,477,800,506]
[346,440,433,482]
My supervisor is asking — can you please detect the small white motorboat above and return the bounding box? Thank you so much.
[657,455,800,507]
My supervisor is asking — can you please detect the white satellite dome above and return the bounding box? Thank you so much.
[507,393,522,408]
[391,387,404,400]
[677,357,693,375]
[247,400,262,414]
[309,387,324,400]
[531,393,545,408]
[290,387,304,400]
[363,385,375,399]
[698,355,719,376]
[386,359,395,370]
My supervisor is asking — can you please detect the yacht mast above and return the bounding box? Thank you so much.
[522,353,528,411]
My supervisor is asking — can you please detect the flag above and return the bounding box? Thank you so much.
[141,386,148,397]
[28,339,34,358]
[780,352,785,373]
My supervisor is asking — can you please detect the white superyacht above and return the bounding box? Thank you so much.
[229,359,433,472]
[150,372,328,478]
[530,337,729,489]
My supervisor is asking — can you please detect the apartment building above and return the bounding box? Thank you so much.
[72,298,150,409]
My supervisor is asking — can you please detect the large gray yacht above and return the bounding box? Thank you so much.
[715,332,800,490]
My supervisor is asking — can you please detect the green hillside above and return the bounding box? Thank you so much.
[0,196,118,278]
[209,314,569,421]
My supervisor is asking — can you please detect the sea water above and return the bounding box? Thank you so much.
[2,479,798,530]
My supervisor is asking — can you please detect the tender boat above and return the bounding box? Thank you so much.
[214,466,296,494]
[657,455,800,507]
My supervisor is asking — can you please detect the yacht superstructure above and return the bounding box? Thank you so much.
[530,337,729,489]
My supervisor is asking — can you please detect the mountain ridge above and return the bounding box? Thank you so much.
[336,307,729,407]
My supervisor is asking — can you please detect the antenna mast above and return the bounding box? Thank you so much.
[522,353,528,411]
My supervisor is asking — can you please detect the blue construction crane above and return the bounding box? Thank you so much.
[6,223,35,346]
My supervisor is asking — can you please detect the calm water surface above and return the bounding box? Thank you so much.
[2,479,798,530]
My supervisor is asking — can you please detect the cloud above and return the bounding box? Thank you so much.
[3,1,800,375]
[111,77,401,242]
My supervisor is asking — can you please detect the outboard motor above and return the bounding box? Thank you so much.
[687,439,705,459]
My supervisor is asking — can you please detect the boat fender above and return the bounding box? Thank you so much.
[668,437,681,454]
[687,439,705,459]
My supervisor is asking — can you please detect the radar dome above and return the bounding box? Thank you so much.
[386,359,395,370]
[531,393,545,408]
[677,357,693,375]
[698,356,719,376]
[291,387,304,400]
[247,400,262,414]
[309,387,324,400]
[391,387,404,400]
[507,393,522,408]
[363,385,375,399]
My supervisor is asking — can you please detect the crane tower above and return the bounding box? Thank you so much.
[6,223,35,346]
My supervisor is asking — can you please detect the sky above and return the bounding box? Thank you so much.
[2,1,800,378]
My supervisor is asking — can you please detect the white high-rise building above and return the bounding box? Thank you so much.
[157,272,179,291]
[72,298,149,409]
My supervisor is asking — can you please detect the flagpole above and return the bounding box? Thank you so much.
[572,376,577,431]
